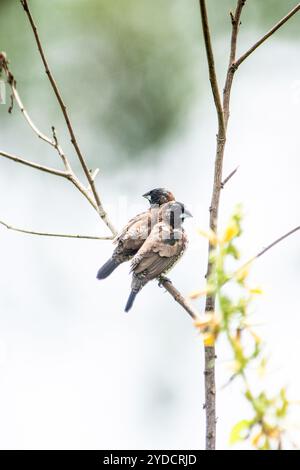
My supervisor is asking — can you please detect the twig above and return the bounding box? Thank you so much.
[199,0,225,135]
[20,0,117,236]
[0,149,99,211]
[255,226,300,259]
[0,53,53,146]
[51,126,72,172]
[0,53,106,219]
[230,226,300,283]
[235,3,300,68]
[0,150,68,178]
[0,220,113,240]
[221,166,239,188]
[223,0,246,128]
[159,277,199,320]
[1,54,74,176]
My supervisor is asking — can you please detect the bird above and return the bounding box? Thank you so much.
[124,201,192,312]
[96,188,175,279]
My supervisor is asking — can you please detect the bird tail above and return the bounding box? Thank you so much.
[124,290,138,313]
[96,258,120,280]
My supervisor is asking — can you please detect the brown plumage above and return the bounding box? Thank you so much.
[96,188,175,279]
[124,201,192,312]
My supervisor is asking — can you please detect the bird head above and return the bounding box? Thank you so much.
[161,201,192,227]
[142,188,175,206]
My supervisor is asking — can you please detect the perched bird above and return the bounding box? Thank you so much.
[96,188,175,279]
[124,201,192,312]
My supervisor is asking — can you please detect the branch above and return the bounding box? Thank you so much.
[0,53,53,146]
[1,54,102,214]
[0,147,100,212]
[253,226,300,262]
[223,0,246,128]
[159,277,199,320]
[20,0,117,236]
[235,3,300,68]
[231,226,300,282]
[199,0,225,136]
[221,166,239,188]
[0,150,68,178]
[199,0,227,451]
[0,220,113,240]
[51,126,72,172]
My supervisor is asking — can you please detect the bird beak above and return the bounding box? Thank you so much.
[142,191,151,201]
[181,208,193,219]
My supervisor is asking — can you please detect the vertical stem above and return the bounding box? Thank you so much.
[199,0,246,450]
[203,135,226,450]
[199,0,226,450]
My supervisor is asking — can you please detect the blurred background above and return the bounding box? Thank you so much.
[0,0,299,450]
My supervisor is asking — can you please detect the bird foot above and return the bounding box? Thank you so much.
[158,276,172,287]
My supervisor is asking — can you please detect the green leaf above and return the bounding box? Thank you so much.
[229,420,251,445]
[227,243,240,260]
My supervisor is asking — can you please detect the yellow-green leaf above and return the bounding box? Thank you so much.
[229,420,251,445]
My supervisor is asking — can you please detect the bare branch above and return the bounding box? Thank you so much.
[0,145,98,212]
[231,226,300,282]
[199,0,225,136]
[235,3,300,68]
[1,53,75,177]
[198,0,226,450]
[1,46,112,230]
[20,0,117,236]
[0,150,68,178]
[223,0,246,128]
[67,174,99,212]
[0,53,53,146]
[221,165,239,188]
[0,148,100,214]
[51,126,72,172]
[254,226,300,261]
[1,53,78,185]
[159,277,199,320]
[0,220,113,240]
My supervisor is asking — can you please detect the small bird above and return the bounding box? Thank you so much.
[124,201,192,312]
[96,188,175,279]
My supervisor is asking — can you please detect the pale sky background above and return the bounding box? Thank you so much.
[0,0,299,450]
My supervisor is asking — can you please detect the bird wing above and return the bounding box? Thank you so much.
[114,207,161,243]
[130,223,187,278]
[114,211,148,244]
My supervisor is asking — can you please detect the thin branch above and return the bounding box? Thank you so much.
[231,226,300,283]
[0,220,113,240]
[255,226,300,259]
[235,3,300,68]
[159,277,199,320]
[199,0,225,136]
[221,166,239,188]
[20,0,117,236]
[51,126,72,173]
[0,148,100,213]
[1,59,53,146]
[0,53,75,175]
[223,0,246,128]
[0,150,68,178]
[0,51,107,222]
[68,174,99,212]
